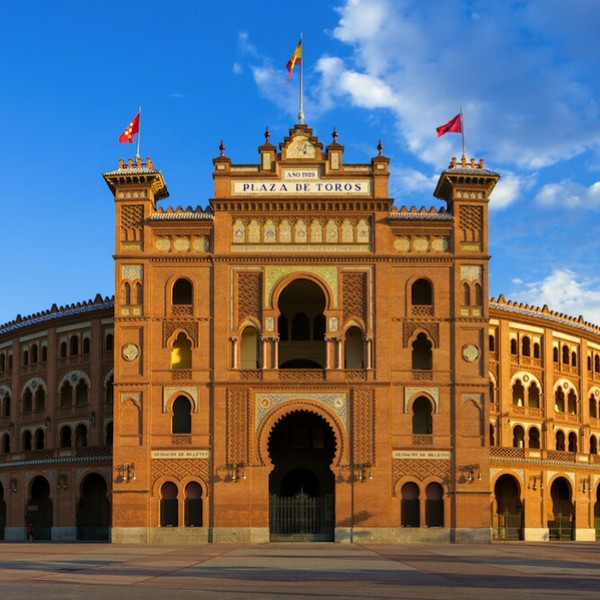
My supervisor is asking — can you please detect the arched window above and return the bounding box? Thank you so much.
[596,355,600,373]
[135,282,143,305]
[528,382,540,409]
[512,380,524,407]
[31,344,38,364]
[171,333,192,369]
[277,315,289,341]
[553,347,559,363]
[489,423,495,446]
[184,482,203,527]
[488,334,495,352]
[589,394,597,419]
[528,427,540,449]
[562,345,569,364]
[412,396,433,434]
[35,387,45,412]
[83,337,90,355]
[567,390,577,414]
[23,388,33,413]
[172,396,192,434]
[35,429,44,450]
[555,430,565,451]
[23,349,28,366]
[3,392,10,417]
[60,341,67,358]
[70,335,79,356]
[172,278,193,305]
[533,342,541,359]
[344,327,363,369]
[2,433,9,453]
[105,421,113,446]
[0,353,4,371]
[425,482,444,527]
[105,374,114,405]
[463,283,471,306]
[571,351,577,367]
[76,380,88,406]
[60,381,72,408]
[291,313,310,340]
[412,279,432,306]
[474,283,483,305]
[75,424,88,448]
[23,430,32,452]
[41,345,47,362]
[412,333,432,370]
[240,326,259,370]
[590,435,598,455]
[313,314,326,340]
[124,282,131,305]
[512,425,525,448]
[401,482,420,527]
[105,333,114,352]
[555,388,565,412]
[160,482,178,527]
[510,339,518,355]
[60,426,72,448]
[522,337,531,357]
[568,432,577,453]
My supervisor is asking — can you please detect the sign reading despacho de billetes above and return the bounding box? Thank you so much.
[151,450,210,459]
[392,450,451,460]
[232,179,372,196]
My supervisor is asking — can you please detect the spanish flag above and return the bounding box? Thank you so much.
[286,39,302,83]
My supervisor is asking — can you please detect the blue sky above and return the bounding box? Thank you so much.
[2,0,600,325]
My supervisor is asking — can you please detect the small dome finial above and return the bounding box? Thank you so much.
[377,139,383,155]
[219,140,225,156]
[265,127,270,142]
[332,127,338,143]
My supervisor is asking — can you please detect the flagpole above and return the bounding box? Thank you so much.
[136,105,141,160]
[298,33,304,124]
[460,105,466,158]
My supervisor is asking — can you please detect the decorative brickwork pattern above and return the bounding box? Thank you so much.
[121,205,144,242]
[352,388,374,466]
[151,458,209,484]
[458,205,483,243]
[227,388,249,466]
[403,321,439,348]
[163,321,198,347]
[237,272,262,324]
[342,272,367,324]
[392,458,450,492]
[171,435,191,446]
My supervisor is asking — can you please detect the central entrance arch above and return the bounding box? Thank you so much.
[268,410,336,541]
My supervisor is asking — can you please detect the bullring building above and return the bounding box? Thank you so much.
[0,123,599,543]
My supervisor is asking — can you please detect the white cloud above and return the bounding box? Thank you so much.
[536,179,600,209]
[510,269,600,325]
[328,0,600,170]
[232,62,242,75]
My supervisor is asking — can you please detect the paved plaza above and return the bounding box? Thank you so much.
[0,542,598,599]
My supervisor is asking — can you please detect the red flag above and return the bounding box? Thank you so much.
[286,39,302,83]
[436,113,461,137]
[118,112,140,143]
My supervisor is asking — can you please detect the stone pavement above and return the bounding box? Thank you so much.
[0,542,598,599]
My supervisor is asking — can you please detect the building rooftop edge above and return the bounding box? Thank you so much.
[0,297,114,336]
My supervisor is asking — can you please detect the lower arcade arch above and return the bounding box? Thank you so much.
[492,474,523,540]
[0,482,5,540]
[549,476,574,540]
[595,484,600,541]
[27,476,53,540]
[76,472,110,540]
[267,410,336,541]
